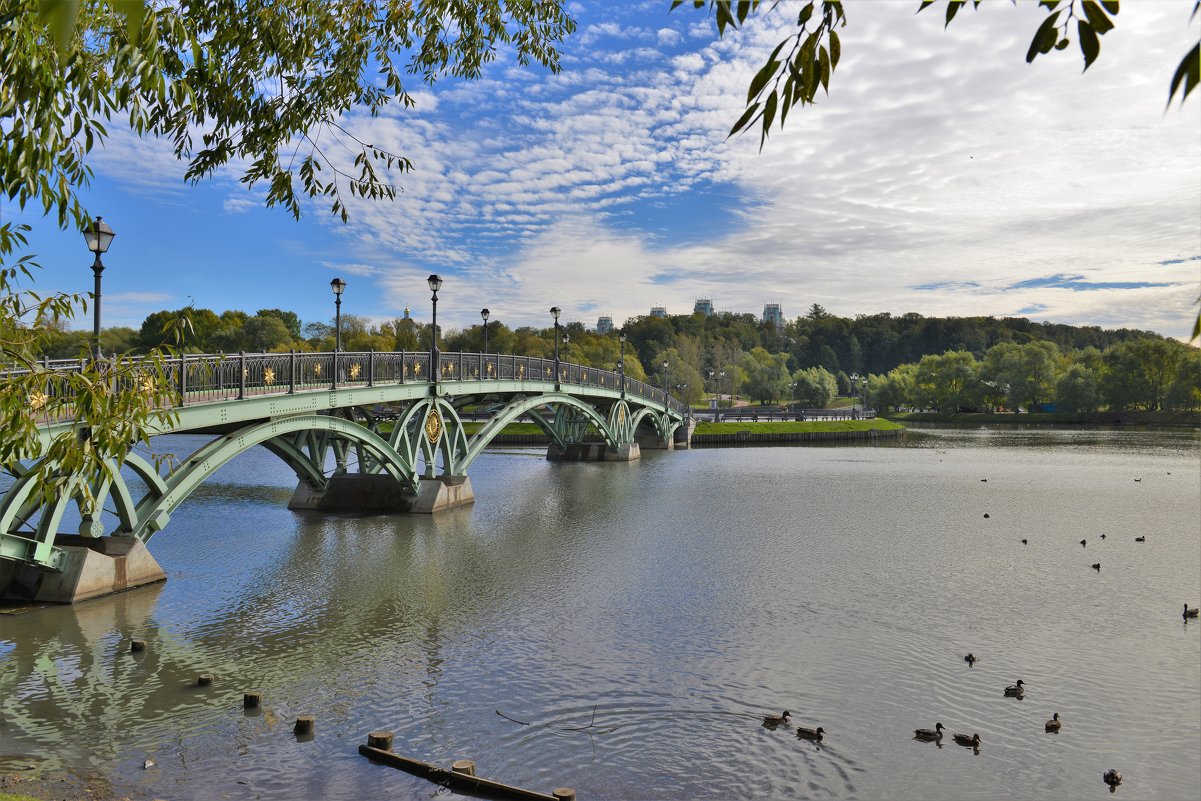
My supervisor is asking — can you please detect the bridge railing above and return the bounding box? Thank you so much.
[8,351,689,418]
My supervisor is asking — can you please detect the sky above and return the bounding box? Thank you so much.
[12,0,1201,341]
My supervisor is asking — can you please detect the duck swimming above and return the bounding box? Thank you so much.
[1004,679,1025,697]
[1045,713,1062,732]
[762,711,791,727]
[914,722,944,741]
[1185,604,1199,620]
[796,726,825,741]
[964,653,976,666]
[953,732,981,748]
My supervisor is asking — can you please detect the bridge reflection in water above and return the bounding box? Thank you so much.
[1,351,692,601]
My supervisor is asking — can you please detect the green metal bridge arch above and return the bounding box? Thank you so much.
[2,350,691,572]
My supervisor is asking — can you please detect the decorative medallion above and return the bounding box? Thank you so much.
[517,364,525,378]
[424,408,443,443]
[264,367,276,385]
[486,362,494,376]
[413,363,421,375]
[349,363,361,380]
[617,405,626,426]
[314,364,323,377]
[139,375,156,395]
[30,390,47,411]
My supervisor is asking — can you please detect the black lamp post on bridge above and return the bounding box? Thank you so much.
[618,330,627,398]
[550,306,561,388]
[428,274,442,378]
[83,217,116,363]
[330,278,346,352]
[480,308,490,355]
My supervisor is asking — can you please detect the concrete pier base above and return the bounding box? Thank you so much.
[547,442,641,462]
[636,433,674,451]
[287,473,474,514]
[0,535,166,604]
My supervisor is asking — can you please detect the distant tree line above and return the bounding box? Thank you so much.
[36,303,1197,412]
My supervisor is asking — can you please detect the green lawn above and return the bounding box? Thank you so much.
[693,419,903,434]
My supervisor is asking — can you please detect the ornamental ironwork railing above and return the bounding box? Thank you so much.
[7,350,690,421]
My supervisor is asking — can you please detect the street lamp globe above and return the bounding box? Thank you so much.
[427,274,443,293]
[550,306,560,322]
[83,217,115,254]
[330,277,346,296]
[480,308,489,322]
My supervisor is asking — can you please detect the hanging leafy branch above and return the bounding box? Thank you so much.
[680,0,1199,149]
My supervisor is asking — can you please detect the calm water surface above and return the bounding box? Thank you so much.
[1,427,1199,800]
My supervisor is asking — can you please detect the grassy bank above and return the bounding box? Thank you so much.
[888,410,1199,427]
[693,419,904,435]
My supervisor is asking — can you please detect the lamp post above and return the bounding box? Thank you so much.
[330,278,346,352]
[480,308,490,355]
[662,360,669,406]
[718,369,726,421]
[428,274,442,376]
[83,217,116,362]
[550,306,561,387]
[849,372,860,411]
[618,331,627,398]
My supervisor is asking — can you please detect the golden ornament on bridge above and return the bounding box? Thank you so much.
[424,408,443,443]
[264,367,276,385]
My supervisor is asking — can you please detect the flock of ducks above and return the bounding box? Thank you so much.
[756,473,1195,793]
[761,664,1127,791]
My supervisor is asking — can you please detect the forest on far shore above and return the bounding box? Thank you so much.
[38,303,1198,413]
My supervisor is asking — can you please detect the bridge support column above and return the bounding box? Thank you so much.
[286,474,474,514]
[0,535,166,604]
[636,433,674,451]
[547,443,640,462]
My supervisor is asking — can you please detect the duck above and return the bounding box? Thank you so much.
[796,726,825,741]
[1020,539,1028,545]
[913,722,944,741]
[1135,536,1146,542]
[1004,679,1025,697]
[1100,533,1106,539]
[953,732,981,748]
[964,652,976,666]
[1080,539,1087,547]
[762,710,791,727]
[983,513,990,518]
[1103,769,1123,788]
[1045,712,1062,732]
[1185,604,1199,620]
[1092,563,1101,571]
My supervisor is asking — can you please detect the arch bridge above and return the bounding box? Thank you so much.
[1,350,692,600]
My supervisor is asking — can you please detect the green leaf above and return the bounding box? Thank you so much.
[917,0,936,11]
[748,58,779,102]
[798,3,814,26]
[1100,0,1119,14]
[1078,21,1100,71]
[1168,41,1200,106]
[1027,11,1061,63]
[945,0,963,28]
[728,101,761,138]
[1081,1,1114,34]
[829,29,840,69]
[818,46,830,93]
[759,90,777,149]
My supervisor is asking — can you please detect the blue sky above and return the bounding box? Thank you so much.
[10,1,1201,340]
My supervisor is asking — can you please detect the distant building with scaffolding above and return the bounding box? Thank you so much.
[763,302,784,330]
[596,315,613,334]
[694,298,714,317]
[650,306,667,318]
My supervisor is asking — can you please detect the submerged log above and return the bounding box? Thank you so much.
[358,743,569,801]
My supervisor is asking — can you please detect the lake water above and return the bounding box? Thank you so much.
[1,426,1199,800]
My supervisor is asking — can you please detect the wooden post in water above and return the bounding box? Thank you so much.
[451,759,476,777]
[367,731,393,751]
[243,692,262,709]
[129,640,146,653]
[294,716,314,736]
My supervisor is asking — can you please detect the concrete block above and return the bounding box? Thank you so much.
[0,535,166,604]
